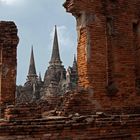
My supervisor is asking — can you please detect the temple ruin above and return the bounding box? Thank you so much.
[0,0,140,139]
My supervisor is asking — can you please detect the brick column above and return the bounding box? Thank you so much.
[64,0,140,112]
[64,0,108,105]
[0,21,19,117]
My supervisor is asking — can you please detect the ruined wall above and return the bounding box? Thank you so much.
[64,0,140,111]
[0,114,140,140]
[0,21,19,116]
[0,7,140,140]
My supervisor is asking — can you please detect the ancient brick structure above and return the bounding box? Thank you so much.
[64,0,140,112]
[0,0,140,139]
[0,114,140,140]
[0,21,19,117]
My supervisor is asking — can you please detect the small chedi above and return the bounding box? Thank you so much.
[0,0,140,140]
[16,26,78,108]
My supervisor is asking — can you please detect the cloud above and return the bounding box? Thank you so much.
[0,0,23,5]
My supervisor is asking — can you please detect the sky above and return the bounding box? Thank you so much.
[0,0,77,85]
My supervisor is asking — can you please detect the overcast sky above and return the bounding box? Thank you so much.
[0,0,77,85]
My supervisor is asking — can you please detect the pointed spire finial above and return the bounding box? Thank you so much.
[73,54,77,70]
[28,46,37,77]
[39,72,42,82]
[49,26,62,65]
[74,54,76,62]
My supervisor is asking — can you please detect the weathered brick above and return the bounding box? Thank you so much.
[64,0,140,111]
[0,21,19,117]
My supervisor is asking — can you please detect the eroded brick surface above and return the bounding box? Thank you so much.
[64,0,140,111]
[0,114,140,140]
[0,21,19,116]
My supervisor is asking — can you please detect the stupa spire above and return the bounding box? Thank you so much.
[28,46,37,77]
[49,25,62,65]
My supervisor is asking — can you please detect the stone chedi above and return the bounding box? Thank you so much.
[42,25,66,97]
[16,47,43,104]
[16,26,78,104]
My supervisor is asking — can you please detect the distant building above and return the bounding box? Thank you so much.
[16,26,78,104]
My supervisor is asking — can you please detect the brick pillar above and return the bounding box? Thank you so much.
[64,0,108,108]
[0,21,19,117]
[64,0,140,112]
[64,0,108,90]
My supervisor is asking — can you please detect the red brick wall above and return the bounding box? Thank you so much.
[0,114,140,140]
[64,0,140,111]
[0,21,19,111]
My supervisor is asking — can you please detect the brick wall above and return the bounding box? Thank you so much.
[0,114,140,140]
[0,21,19,116]
[64,0,140,111]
